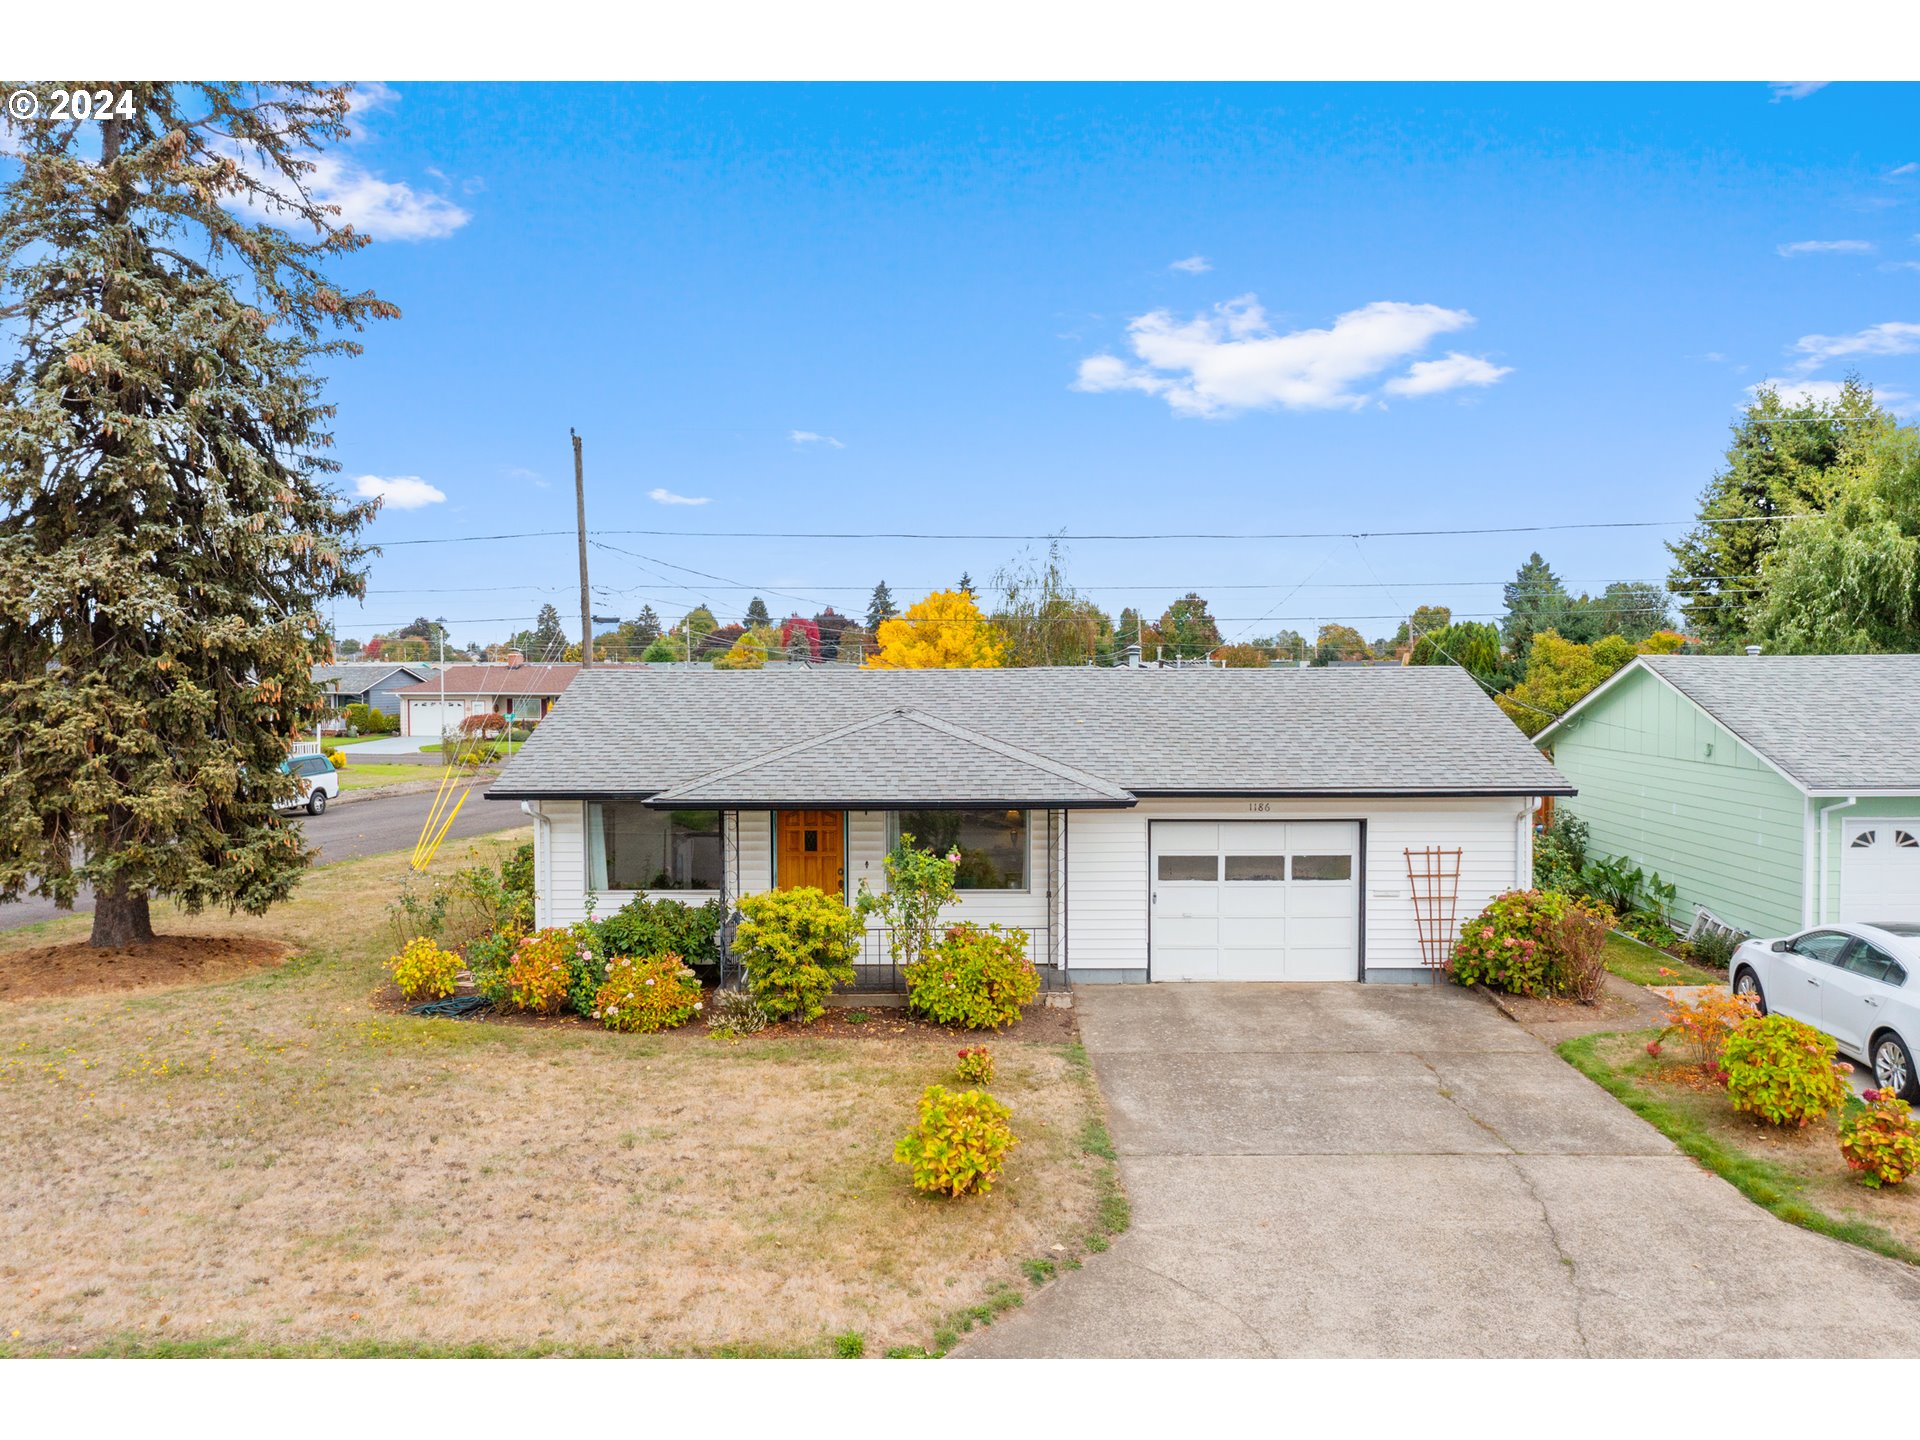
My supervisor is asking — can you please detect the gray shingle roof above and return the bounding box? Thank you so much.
[649,708,1137,807]
[488,665,1571,802]
[1636,654,1920,792]
[313,662,428,693]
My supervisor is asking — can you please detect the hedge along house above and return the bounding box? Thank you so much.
[486,668,1573,985]
[488,667,1570,985]
[1532,654,1920,939]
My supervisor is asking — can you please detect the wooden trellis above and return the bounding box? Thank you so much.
[1404,847,1464,972]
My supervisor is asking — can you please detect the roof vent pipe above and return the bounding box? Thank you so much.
[1125,642,1142,669]
[1744,645,1762,657]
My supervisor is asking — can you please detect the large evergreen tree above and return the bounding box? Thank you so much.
[743,596,771,627]
[1501,553,1571,655]
[866,580,898,633]
[0,83,392,946]
[509,603,568,660]
[1667,379,1895,643]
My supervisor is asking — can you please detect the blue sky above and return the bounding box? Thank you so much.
[311,82,1920,650]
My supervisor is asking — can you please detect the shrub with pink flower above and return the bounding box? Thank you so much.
[1839,1088,1920,1187]
[1447,889,1574,997]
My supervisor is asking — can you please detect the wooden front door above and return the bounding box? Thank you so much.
[776,810,844,895]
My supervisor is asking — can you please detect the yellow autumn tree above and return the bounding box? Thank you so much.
[867,590,1004,669]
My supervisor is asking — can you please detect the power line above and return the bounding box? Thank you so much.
[369,514,1815,548]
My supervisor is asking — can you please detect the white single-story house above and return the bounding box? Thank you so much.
[313,661,433,719]
[393,659,580,738]
[486,667,1573,984]
[1534,654,1920,937]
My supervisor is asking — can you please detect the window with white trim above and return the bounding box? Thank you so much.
[888,809,1028,890]
[589,804,722,891]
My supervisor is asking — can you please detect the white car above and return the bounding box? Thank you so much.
[1730,922,1920,1100]
[276,753,340,816]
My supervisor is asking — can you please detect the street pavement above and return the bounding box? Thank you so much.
[0,788,531,934]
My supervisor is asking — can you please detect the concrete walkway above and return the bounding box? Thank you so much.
[960,982,1920,1358]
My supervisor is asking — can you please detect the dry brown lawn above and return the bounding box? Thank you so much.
[0,830,1118,1356]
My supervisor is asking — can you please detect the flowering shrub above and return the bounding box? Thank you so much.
[894,1084,1017,1197]
[905,923,1040,1029]
[592,953,703,1033]
[955,1046,995,1084]
[505,927,585,1014]
[705,987,770,1041]
[1839,1090,1920,1188]
[733,886,864,1023]
[1723,1014,1851,1127]
[1659,987,1759,1074]
[387,936,462,1001]
[1448,890,1572,996]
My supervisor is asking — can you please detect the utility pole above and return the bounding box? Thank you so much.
[572,428,591,669]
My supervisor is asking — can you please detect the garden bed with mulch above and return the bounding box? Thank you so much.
[368,979,1079,1044]
[0,934,292,1003]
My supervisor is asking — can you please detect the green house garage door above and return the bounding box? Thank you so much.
[1842,818,1920,925]
[1149,821,1361,981]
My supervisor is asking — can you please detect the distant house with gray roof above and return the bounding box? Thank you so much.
[1534,654,1920,937]
[488,665,1571,984]
[312,662,433,720]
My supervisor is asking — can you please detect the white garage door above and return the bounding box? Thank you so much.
[1149,821,1360,981]
[1841,819,1920,925]
[405,699,467,738]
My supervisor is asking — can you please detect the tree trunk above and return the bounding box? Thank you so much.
[90,877,154,948]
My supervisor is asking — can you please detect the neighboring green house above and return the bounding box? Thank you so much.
[1534,655,1920,938]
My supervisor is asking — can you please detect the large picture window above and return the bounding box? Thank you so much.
[589,804,722,892]
[888,809,1028,890]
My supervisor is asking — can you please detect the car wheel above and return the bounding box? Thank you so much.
[1732,966,1767,1016]
[1872,1032,1918,1102]
[308,790,327,816]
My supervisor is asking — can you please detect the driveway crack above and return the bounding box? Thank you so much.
[1118,1247,1279,1357]
[1413,1050,1592,1357]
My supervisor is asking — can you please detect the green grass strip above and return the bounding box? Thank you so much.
[1558,1033,1920,1267]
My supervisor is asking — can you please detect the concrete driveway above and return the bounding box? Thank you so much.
[961,982,1920,1358]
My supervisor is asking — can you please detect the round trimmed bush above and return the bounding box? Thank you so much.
[904,923,1040,1030]
[733,886,864,1024]
[1839,1090,1920,1188]
[1447,889,1572,996]
[894,1084,1017,1197]
[387,935,461,1001]
[1723,1013,1851,1127]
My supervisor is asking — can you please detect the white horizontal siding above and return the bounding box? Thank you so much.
[1066,796,1528,975]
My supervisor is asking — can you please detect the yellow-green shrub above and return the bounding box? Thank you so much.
[955,1045,995,1084]
[732,886,863,1024]
[1840,1090,1920,1188]
[505,927,582,1014]
[387,936,461,1001]
[1723,1014,1851,1127]
[904,923,1039,1030]
[894,1084,1016,1197]
[593,953,703,1033]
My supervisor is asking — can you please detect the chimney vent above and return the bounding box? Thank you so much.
[1744,645,1762,657]
[506,648,526,669]
[1125,642,1143,669]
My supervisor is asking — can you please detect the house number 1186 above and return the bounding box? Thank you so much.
[1246,801,1272,812]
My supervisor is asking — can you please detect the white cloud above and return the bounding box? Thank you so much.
[1792,321,1920,367]
[503,466,548,489]
[1169,255,1212,274]
[1889,162,1918,178]
[347,81,400,118]
[1072,295,1505,416]
[1777,239,1874,257]
[648,487,711,506]
[789,430,845,448]
[1381,351,1513,397]
[1753,378,1912,411]
[1884,261,1920,274]
[1769,82,1829,102]
[301,151,470,241]
[354,475,446,510]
